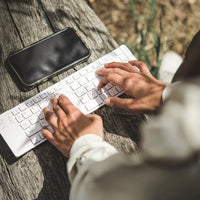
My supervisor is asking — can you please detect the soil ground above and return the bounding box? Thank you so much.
[87,0,200,74]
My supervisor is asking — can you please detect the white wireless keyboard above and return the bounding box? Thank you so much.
[0,45,136,157]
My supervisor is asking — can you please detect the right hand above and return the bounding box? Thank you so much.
[97,61,166,114]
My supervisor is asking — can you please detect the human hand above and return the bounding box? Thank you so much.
[97,61,167,113]
[41,95,104,157]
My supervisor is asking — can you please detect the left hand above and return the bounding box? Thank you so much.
[41,95,104,157]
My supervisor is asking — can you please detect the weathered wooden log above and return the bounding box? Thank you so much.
[0,0,145,199]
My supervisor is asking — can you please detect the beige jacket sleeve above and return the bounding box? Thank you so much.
[67,134,118,183]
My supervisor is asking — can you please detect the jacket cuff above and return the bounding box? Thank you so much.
[67,134,118,183]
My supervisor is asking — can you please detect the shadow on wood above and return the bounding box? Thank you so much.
[33,144,70,200]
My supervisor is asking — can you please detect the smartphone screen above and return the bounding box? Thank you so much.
[7,28,90,87]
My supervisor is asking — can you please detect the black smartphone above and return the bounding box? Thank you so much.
[7,28,90,89]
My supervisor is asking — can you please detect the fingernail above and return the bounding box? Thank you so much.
[104,98,113,106]
[104,64,108,67]
[59,94,65,99]
[96,69,102,75]
[51,96,57,102]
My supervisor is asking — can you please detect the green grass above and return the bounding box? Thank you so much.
[127,0,167,78]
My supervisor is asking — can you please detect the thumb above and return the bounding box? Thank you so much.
[104,97,138,111]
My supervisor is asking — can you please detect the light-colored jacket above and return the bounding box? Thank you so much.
[68,80,200,200]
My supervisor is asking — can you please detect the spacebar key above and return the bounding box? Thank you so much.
[85,96,103,111]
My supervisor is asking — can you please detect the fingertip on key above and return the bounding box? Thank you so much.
[96,69,102,75]
[104,98,112,106]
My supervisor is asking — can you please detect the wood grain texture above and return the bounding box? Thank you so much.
[1,1,70,200]
[0,0,145,199]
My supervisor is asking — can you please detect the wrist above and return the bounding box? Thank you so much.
[152,82,167,110]
[144,81,167,113]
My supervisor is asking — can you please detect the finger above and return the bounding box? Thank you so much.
[97,67,130,76]
[128,60,152,76]
[58,94,79,114]
[97,73,123,89]
[104,62,138,73]
[97,76,109,88]
[41,126,55,143]
[43,107,58,128]
[104,97,140,111]
[41,127,66,149]
[51,97,67,119]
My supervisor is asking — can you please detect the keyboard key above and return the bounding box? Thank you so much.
[79,69,87,76]
[54,90,63,98]
[29,115,39,125]
[54,84,62,91]
[112,56,121,62]
[40,92,48,99]
[114,48,122,56]
[39,131,45,139]
[75,87,87,97]
[21,120,31,130]
[115,86,123,93]
[80,94,90,104]
[15,114,24,123]
[108,87,119,96]
[98,57,106,65]
[78,77,88,86]
[25,122,41,137]
[92,79,99,87]
[100,91,110,100]
[88,90,98,98]
[30,133,41,145]
[119,54,129,62]
[70,82,80,90]
[73,73,80,80]
[30,105,40,114]
[66,76,73,84]
[105,54,113,62]
[86,64,93,72]
[85,96,103,111]
[105,83,113,90]
[47,88,54,95]
[22,109,32,119]
[33,96,41,103]
[85,82,94,91]
[37,112,44,120]
[11,108,20,116]
[47,93,56,100]
[39,100,49,109]
[19,103,27,111]
[96,89,102,95]
[86,73,96,81]
[26,99,34,107]
[40,119,49,127]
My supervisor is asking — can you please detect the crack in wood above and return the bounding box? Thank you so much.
[38,0,55,32]
[4,0,25,48]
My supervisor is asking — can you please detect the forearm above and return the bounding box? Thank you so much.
[67,134,118,183]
